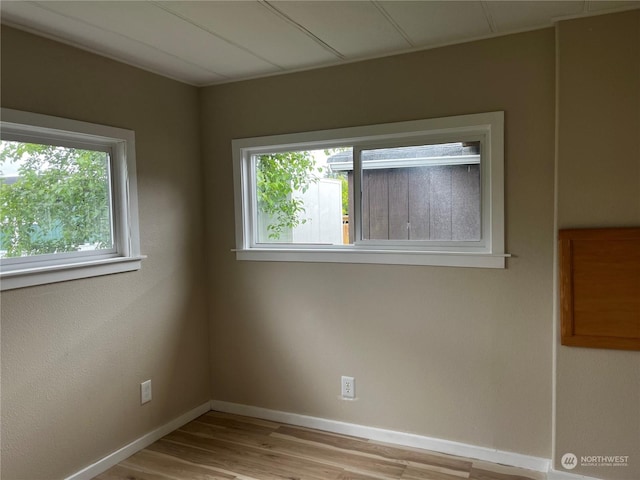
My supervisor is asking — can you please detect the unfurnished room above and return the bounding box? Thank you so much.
[0,1,639,480]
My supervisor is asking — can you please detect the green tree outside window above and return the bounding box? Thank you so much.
[0,141,112,258]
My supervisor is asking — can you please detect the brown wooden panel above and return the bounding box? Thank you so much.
[388,169,408,240]
[429,166,452,240]
[559,227,640,350]
[573,239,640,338]
[451,165,480,241]
[408,167,430,240]
[367,169,389,240]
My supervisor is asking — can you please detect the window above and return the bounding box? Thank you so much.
[0,108,143,290]
[233,111,506,268]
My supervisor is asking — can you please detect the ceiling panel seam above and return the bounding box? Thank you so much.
[150,1,285,71]
[259,0,345,60]
[480,1,497,33]
[371,0,415,48]
[30,1,228,79]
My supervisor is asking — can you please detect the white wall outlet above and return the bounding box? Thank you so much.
[341,375,355,399]
[140,379,152,404]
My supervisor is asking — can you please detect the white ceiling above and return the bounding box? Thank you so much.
[1,1,638,86]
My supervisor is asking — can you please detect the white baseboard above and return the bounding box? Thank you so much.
[65,401,211,480]
[210,400,551,473]
[547,469,603,480]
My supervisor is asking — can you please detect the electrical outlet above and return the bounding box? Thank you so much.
[140,379,152,404]
[341,376,355,399]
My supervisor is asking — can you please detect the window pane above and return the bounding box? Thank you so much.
[0,141,113,258]
[360,142,481,241]
[254,148,352,245]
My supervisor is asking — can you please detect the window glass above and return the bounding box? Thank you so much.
[254,148,352,245]
[359,142,481,241]
[0,140,114,258]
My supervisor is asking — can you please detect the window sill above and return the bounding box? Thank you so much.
[0,255,146,291]
[235,248,508,268]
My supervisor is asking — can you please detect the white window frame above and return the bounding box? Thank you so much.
[0,108,143,290]
[233,111,508,268]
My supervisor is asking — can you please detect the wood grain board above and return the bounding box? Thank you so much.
[94,411,544,480]
[358,164,480,242]
[559,227,640,350]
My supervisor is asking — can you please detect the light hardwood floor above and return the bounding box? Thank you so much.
[94,411,545,480]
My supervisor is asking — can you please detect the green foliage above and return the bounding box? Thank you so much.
[256,151,321,240]
[0,141,112,257]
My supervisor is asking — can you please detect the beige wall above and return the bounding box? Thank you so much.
[0,27,211,479]
[556,11,640,480]
[202,28,556,458]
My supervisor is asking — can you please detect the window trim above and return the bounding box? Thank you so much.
[233,111,507,268]
[0,108,143,290]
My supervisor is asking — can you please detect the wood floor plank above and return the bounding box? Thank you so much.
[275,426,471,474]
[94,464,176,480]
[469,469,536,480]
[121,449,236,480]
[166,429,344,480]
[179,420,405,478]
[94,412,541,480]
[198,413,279,435]
[401,465,470,480]
[204,411,282,430]
[162,430,344,480]
[147,439,293,480]
[337,470,398,480]
[470,462,545,480]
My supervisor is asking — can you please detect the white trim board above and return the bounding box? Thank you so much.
[65,401,211,480]
[210,400,551,473]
